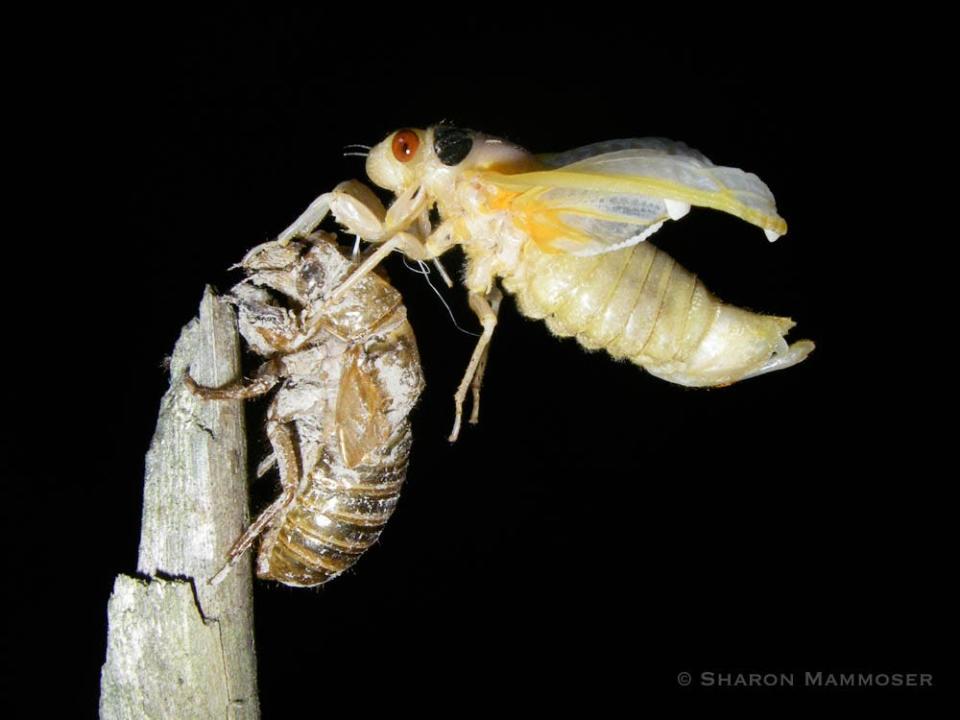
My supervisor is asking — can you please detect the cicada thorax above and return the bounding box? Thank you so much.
[503,240,808,387]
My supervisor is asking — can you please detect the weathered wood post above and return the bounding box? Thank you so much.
[100,288,260,719]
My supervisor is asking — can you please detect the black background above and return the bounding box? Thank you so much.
[5,9,949,714]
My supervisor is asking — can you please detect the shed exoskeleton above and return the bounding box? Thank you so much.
[188,232,424,587]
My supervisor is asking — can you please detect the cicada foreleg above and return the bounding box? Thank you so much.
[276,193,334,246]
[277,180,387,246]
[278,177,462,307]
[322,228,450,307]
[321,221,460,309]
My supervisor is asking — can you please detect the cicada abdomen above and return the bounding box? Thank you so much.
[190,232,424,587]
[504,240,813,387]
[258,431,412,586]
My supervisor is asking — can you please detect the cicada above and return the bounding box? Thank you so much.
[187,231,424,587]
[279,125,814,441]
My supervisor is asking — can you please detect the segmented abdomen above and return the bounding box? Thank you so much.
[505,241,812,386]
[258,432,412,586]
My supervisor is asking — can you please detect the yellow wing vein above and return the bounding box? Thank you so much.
[482,170,787,235]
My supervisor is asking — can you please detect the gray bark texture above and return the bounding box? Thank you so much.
[100,288,260,720]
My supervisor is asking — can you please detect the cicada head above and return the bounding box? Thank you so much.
[366,124,538,197]
[366,128,429,193]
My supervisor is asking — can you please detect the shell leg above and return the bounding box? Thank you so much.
[184,359,282,400]
[208,416,301,586]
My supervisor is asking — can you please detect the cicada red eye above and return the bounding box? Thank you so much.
[391,129,420,162]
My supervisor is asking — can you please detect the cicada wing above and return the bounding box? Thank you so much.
[479,138,786,255]
[537,137,714,168]
[507,185,671,256]
[556,148,786,236]
[336,347,390,469]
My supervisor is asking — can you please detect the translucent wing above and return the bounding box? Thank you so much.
[478,138,786,255]
[537,137,714,168]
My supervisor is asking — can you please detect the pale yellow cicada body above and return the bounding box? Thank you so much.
[279,125,814,441]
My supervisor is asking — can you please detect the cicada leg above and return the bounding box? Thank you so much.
[280,179,458,307]
[450,287,501,442]
[324,231,433,305]
[325,215,462,303]
[468,286,502,427]
[276,192,334,246]
[276,180,388,246]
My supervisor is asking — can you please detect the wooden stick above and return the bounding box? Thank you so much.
[100,287,260,720]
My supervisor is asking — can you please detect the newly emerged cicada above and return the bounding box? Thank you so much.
[188,231,424,586]
[280,125,814,441]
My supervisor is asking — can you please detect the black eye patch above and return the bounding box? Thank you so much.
[433,125,473,166]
